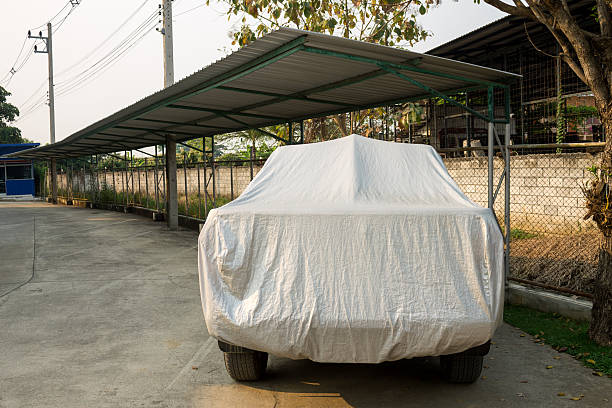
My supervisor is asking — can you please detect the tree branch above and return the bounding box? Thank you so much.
[597,0,612,37]
[483,0,531,18]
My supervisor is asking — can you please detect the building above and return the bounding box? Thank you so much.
[0,143,40,196]
[397,0,600,149]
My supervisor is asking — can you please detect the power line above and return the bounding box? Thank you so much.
[55,9,158,89]
[15,5,159,121]
[56,18,158,98]
[175,3,205,18]
[54,0,151,79]
[0,1,82,88]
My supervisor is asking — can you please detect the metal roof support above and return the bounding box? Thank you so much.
[487,86,494,210]
[378,65,492,122]
[167,104,285,121]
[166,136,178,230]
[504,117,511,285]
[300,121,304,144]
[216,86,350,107]
[211,134,216,206]
[301,46,507,89]
[51,158,57,204]
[134,118,226,130]
[233,67,395,115]
[114,125,206,138]
[177,140,205,153]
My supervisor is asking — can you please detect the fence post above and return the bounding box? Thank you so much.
[197,162,201,219]
[211,135,216,205]
[249,146,254,181]
[487,86,494,210]
[154,146,160,212]
[112,161,117,206]
[230,163,234,200]
[183,152,188,217]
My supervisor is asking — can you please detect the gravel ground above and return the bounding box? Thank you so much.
[510,232,599,294]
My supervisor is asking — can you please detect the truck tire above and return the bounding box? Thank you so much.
[223,350,268,381]
[440,354,483,383]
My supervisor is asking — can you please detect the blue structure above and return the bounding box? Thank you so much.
[0,143,40,196]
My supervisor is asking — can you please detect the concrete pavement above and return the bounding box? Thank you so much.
[0,202,611,407]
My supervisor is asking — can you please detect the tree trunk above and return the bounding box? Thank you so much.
[590,235,612,346]
[591,113,612,346]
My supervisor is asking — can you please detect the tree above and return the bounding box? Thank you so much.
[479,0,612,345]
[213,0,435,47]
[0,86,29,144]
[211,0,437,141]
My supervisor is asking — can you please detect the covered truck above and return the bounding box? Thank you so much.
[198,135,504,383]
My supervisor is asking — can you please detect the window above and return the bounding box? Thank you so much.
[6,165,32,180]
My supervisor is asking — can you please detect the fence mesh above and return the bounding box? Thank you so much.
[41,143,601,295]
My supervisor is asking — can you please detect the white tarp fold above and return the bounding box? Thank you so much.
[198,135,504,363]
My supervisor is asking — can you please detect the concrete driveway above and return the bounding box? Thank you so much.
[1,202,610,407]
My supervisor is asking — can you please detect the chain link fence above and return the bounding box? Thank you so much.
[444,144,601,296]
[41,142,602,295]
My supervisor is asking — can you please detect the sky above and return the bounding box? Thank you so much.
[0,0,506,146]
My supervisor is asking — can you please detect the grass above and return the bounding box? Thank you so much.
[55,186,235,220]
[510,228,538,240]
[504,305,612,378]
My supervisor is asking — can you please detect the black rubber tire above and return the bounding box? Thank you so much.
[223,351,268,381]
[440,354,483,383]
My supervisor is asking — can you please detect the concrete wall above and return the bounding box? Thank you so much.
[56,152,598,233]
[444,152,598,234]
[56,164,264,200]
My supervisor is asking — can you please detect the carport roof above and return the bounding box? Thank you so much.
[12,27,520,159]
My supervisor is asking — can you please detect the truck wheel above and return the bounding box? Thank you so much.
[440,354,483,383]
[223,350,268,381]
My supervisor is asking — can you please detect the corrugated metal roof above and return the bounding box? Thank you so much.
[427,0,595,61]
[12,27,520,159]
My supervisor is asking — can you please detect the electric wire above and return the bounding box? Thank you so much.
[55,20,158,98]
[53,11,158,99]
[15,5,158,122]
[53,0,151,79]
[55,8,158,89]
[175,3,206,17]
[1,1,82,88]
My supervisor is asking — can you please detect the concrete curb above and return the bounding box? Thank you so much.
[506,282,592,321]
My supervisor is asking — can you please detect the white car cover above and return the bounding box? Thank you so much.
[198,134,504,363]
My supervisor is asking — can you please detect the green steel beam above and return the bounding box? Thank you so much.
[504,86,511,122]
[379,65,491,122]
[177,140,205,153]
[488,86,494,121]
[134,118,226,130]
[211,112,287,143]
[301,46,510,89]
[167,104,286,121]
[29,36,307,156]
[177,65,405,131]
[114,125,203,138]
[134,148,158,158]
[97,133,166,142]
[217,86,350,107]
[235,66,395,113]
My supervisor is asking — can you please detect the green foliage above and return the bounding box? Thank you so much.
[0,85,29,144]
[510,228,538,240]
[179,194,232,218]
[211,0,436,48]
[504,305,612,378]
[218,140,277,162]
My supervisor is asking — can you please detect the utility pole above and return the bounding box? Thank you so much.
[162,0,178,229]
[29,23,57,203]
[162,0,174,88]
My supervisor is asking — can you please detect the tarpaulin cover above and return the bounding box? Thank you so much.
[198,135,504,363]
